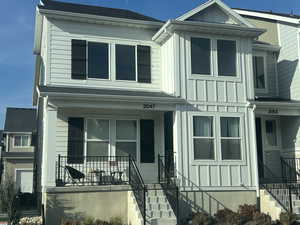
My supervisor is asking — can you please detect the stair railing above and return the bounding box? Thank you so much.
[281,157,300,183]
[158,154,179,224]
[129,155,146,225]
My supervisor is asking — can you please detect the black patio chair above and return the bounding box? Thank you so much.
[65,166,85,185]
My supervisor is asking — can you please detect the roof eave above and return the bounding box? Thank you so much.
[38,8,164,29]
[153,20,266,44]
[253,43,281,52]
[33,8,43,55]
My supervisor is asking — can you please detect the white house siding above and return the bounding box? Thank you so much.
[47,18,162,92]
[278,22,300,100]
[168,32,258,190]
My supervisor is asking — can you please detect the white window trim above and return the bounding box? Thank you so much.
[13,135,31,148]
[189,112,245,166]
[188,34,241,82]
[253,51,268,94]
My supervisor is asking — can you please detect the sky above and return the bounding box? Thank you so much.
[0,0,299,129]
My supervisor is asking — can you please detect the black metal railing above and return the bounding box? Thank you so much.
[56,155,131,186]
[281,157,300,183]
[258,160,284,184]
[158,155,179,223]
[128,156,146,225]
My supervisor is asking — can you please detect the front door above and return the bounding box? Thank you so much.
[255,117,264,178]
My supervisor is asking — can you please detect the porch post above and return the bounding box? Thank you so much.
[42,104,58,188]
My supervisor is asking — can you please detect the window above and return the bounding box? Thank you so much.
[14,135,30,147]
[253,56,266,89]
[221,117,241,160]
[116,120,137,160]
[88,42,109,79]
[193,116,214,160]
[217,40,236,76]
[191,37,211,75]
[265,120,277,146]
[116,45,136,81]
[86,119,109,159]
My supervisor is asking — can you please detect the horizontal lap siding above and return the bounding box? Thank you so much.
[56,112,68,157]
[278,23,300,100]
[48,19,161,90]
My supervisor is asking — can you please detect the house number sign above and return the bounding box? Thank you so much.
[143,104,155,109]
[268,108,278,114]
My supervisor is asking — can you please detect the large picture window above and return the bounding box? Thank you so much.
[221,117,241,160]
[253,56,266,89]
[191,37,211,75]
[86,119,109,159]
[192,116,214,160]
[116,120,137,160]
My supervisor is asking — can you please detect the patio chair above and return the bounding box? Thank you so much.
[65,166,85,185]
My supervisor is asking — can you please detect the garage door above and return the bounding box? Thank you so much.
[16,170,33,193]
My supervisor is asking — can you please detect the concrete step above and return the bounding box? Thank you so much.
[147,203,171,211]
[147,196,168,204]
[146,184,162,190]
[146,190,165,197]
[150,218,177,225]
[146,210,175,219]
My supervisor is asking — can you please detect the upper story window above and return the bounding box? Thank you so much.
[191,37,237,77]
[14,135,31,148]
[71,39,151,83]
[253,55,267,91]
[217,40,236,76]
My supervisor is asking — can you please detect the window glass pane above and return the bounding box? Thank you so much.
[217,40,236,76]
[193,116,213,137]
[116,120,137,140]
[87,141,109,157]
[193,139,214,160]
[221,117,240,137]
[21,136,30,146]
[14,136,21,146]
[191,38,211,75]
[266,120,277,146]
[88,42,109,79]
[87,119,109,140]
[116,142,136,160]
[116,45,136,81]
[253,56,265,89]
[221,139,241,160]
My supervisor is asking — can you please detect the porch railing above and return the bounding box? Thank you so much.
[158,155,179,223]
[281,157,300,183]
[128,156,146,225]
[56,155,131,186]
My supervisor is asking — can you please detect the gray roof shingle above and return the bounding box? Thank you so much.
[235,8,300,20]
[39,0,162,22]
[4,108,37,133]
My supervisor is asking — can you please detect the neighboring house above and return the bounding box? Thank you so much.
[0,130,3,183]
[1,108,37,194]
[32,0,299,224]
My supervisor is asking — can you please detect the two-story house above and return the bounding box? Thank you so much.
[33,0,298,224]
[1,108,37,193]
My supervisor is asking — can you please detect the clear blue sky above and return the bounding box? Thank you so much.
[0,0,299,129]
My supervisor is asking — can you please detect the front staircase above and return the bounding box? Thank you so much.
[146,184,177,225]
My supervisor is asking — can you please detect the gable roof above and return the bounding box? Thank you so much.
[39,0,162,22]
[235,8,300,25]
[176,0,254,27]
[4,108,37,133]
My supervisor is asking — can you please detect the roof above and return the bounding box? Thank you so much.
[39,0,162,22]
[4,108,37,133]
[234,8,300,20]
[1,152,34,159]
[39,85,181,99]
[255,97,293,102]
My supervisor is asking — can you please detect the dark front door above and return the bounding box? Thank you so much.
[256,117,264,178]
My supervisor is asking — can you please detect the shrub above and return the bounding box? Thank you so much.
[279,212,297,225]
[109,217,123,225]
[19,217,42,225]
[214,208,242,225]
[252,211,272,225]
[238,204,258,223]
[191,212,216,225]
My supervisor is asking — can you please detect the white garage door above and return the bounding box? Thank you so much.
[16,170,33,193]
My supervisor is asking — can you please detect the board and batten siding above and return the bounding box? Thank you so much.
[167,32,257,189]
[278,22,300,100]
[47,18,162,91]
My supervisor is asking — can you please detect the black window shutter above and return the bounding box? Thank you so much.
[67,118,84,164]
[137,45,151,83]
[71,39,86,80]
[140,120,155,163]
